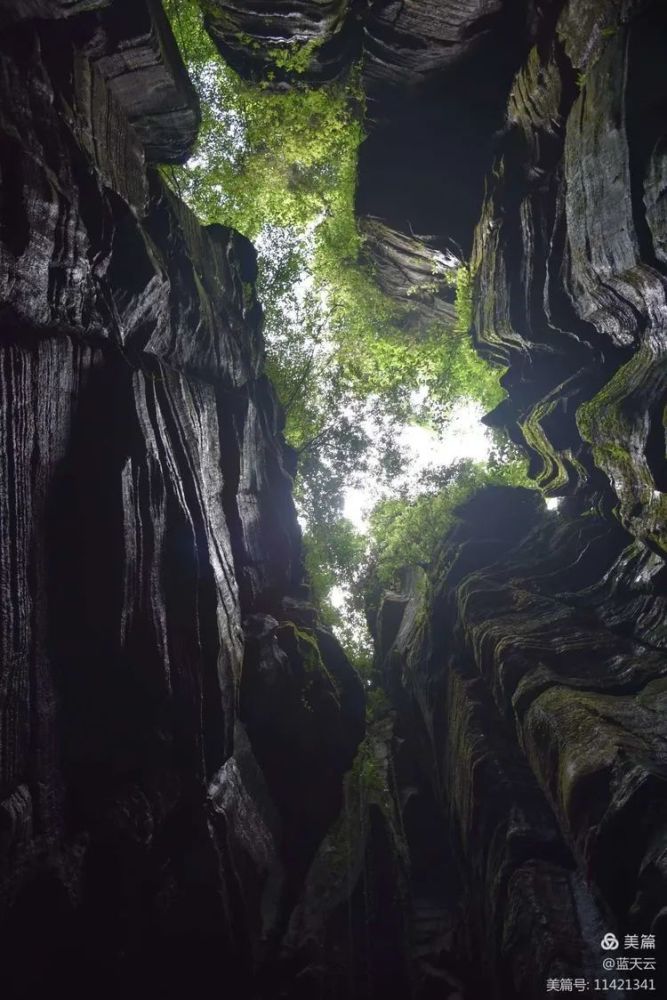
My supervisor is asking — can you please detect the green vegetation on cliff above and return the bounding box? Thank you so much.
[164,0,360,239]
[162,0,528,662]
[367,451,530,589]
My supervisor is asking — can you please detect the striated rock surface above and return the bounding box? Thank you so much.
[0,2,363,997]
[366,0,667,994]
[2,0,667,998]
[374,487,667,997]
[358,217,458,327]
[201,0,531,90]
[472,0,667,539]
[201,0,360,85]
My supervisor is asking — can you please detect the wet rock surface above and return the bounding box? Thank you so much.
[0,3,362,997]
[375,487,667,997]
[368,3,667,988]
[1,0,667,998]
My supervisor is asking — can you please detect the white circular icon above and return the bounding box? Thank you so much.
[601,933,619,951]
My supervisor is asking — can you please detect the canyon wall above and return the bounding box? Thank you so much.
[0,3,364,997]
[1,1,666,999]
[370,0,667,995]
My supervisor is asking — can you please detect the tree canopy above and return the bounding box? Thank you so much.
[161,0,530,667]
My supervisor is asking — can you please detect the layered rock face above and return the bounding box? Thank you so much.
[475,0,667,547]
[2,1,667,999]
[203,0,540,309]
[376,488,667,997]
[0,3,364,997]
[201,0,531,89]
[371,0,667,995]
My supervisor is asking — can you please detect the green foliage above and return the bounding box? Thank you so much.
[366,686,390,722]
[365,449,531,591]
[161,0,504,458]
[162,0,362,240]
[303,519,366,609]
[302,518,372,671]
[452,264,473,334]
[161,0,522,665]
[266,38,324,75]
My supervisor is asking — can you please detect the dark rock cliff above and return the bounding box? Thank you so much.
[1,1,666,999]
[369,0,667,996]
[375,487,667,997]
[0,3,363,997]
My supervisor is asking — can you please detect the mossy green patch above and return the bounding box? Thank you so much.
[520,392,587,493]
[266,38,324,75]
[280,621,342,709]
[576,352,667,550]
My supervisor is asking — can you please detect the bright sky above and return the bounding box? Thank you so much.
[342,398,493,531]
